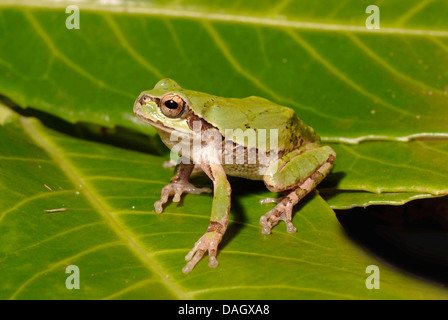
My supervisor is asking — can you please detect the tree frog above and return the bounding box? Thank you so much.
[134,79,336,273]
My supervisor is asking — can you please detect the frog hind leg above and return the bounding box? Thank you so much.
[260,145,336,235]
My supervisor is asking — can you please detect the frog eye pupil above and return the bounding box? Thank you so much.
[164,100,178,109]
[160,94,185,118]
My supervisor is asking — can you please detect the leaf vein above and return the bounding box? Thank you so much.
[22,10,135,100]
[285,29,413,118]
[103,14,164,79]
[20,117,191,299]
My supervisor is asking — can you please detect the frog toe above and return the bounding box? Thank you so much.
[154,181,211,213]
[259,198,297,234]
[286,221,297,233]
[182,231,222,273]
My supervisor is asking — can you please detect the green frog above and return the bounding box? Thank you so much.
[134,79,336,273]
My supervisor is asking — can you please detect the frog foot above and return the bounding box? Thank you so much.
[182,230,223,273]
[259,193,298,235]
[154,181,211,214]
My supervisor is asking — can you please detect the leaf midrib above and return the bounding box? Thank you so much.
[19,116,191,300]
[2,0,448,37]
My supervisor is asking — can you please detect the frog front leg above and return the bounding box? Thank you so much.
[182,157,231,273]
[260,145,336,234]
[154,157,211,214]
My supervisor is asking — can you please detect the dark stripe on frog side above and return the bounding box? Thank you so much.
[187,113,218,132]
[186,112,287,180]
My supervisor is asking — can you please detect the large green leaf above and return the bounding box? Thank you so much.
[1,104,447,299]
[0,0,447,209]
[1,0,448,299]
[322,140,448,209]
[322,190,445,210]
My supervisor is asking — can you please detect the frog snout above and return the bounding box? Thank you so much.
[137,95,146,106]
[134,94,150,113]
[133,98,142,114]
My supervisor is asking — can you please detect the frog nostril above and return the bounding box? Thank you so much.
[139,94,151,105]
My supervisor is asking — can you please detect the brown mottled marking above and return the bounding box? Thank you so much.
[207,221,225,234]
[310,171,322,180]
[170,161,194,184]
[187,114,215,131]
[187,114,200,130]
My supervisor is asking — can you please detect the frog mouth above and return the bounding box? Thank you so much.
[134,101,193,137]
[134,101,172,132]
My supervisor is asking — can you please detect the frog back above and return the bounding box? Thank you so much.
[195,95,320,152]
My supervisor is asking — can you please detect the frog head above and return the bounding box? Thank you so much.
[134,78,212,135]
[134,78,189,133]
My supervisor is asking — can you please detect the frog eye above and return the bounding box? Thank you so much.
[160,94,185,118]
